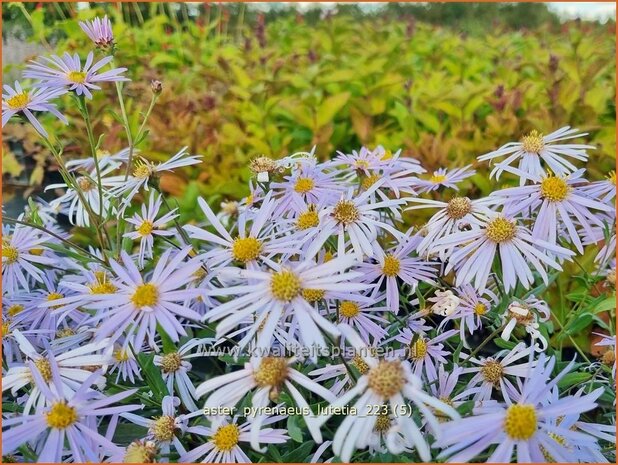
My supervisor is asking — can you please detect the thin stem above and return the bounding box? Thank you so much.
[79,97,105,218]
[156,187,192,246]
[462,325,504,365]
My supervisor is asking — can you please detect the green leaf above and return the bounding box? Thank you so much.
[136,352,168,402]
[286,414,304,443]
[557,372,592,389]
[157,324,177,354]
[316,92,350,128]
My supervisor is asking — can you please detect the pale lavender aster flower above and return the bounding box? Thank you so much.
[436,356,604,463]
[86,247,203,350]
[2,217,56,293]
[432,214,574,292]
[327,298,389,344]
[153,338,212,411]
[196,356,335,449]
[414,166,475,193]
[65,147,130,172]
[2,358,139,462]
[315,324,459,462]
[390,328,458,382]
[2,81,67,137]
[179,415,289,463]
[305,183,407,261]
[205,255,365,353]
[108,343,142,384]
[124,192,178,268]
[491,169,613,253]
[25,52,128,99]
[478,126,593,184]
[579,170,616,205]
[79,16,114,48]
[355,234,438,312]
[457,342,536,402]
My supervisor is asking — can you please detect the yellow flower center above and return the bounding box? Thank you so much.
[355,160,370,170]
[474,303,487,316]
[294,177,315,193]
[446,196,472,220]
[6,92,30,110]
[28,248,44,256]
[160,352,182,373]
[302,288,325,302]
[434,396,455,421]
[332,200,360,225]
[296,208,320,230]
[351,354,370,374]
[540,175,569,202]
[56,328,76,338]
[361,173,381,190]
[133,161,153,179]
[32,358,52,382]
[46,292,64,310]
[89,279,117,294]
[7,304,24,317]
[137,221,154,236]
[520,130,545,154]
[67,71,87,84]
[381,150,393,161]
[481,359,504,385]
[151,415,176,442]
[485,217,517,243]
[77,176,95,192]
[3,244,19,264]
[602,348,616,366]
[367,360,405,399]
[46,401,78,429]
[323,251,334,262]
[231,237,263,263]
[504,404,537,440]
[114,349,130,362]
[270,270,301,302]
[607,170,616,186]
[123,440,158,463]
[374,412,392,432]
[408,338,428,361]
[212,424,241,452]
[254,357,288,387]
[1,321,11,337]
[339,301,360,319]
[250,156,276,175]
[382,255,400,277]
[430,173,447,184]
[131,283,159,308]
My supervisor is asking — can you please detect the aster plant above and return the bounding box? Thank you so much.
[1,15,615,464]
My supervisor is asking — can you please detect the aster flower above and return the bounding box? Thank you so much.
[179,416,289,463]
[153,338,212,411]
[435,356,604,463]
[491,169,613,253]
[3,330,112,413]
[184,192,298,269]
[355,234,438,312]
[2,358,140,462]
[79,16,114,49]
[24,52,128,99]
[122,396,187,454]
[2,81,67,137]
[457,342,537,402]
[109,343,142,384]
[316,324,459,462]
[86,247,203,350]
[2,217,57,294]
[580,170,616,205]
[500,297,550,350]
[328,298,389,344]
[47,165,120,227]
[390,328,458,382]
[305,183,407,261]
[405,196,496,259]
[414,165,475,193]
[436,284,499,348]
[112,147,202,207]
[124,192,178,268]
[65,147,130,173]
[478,126,593,183]
[196,356,335,449]
[432,214,574,292]
[205,255,365,353]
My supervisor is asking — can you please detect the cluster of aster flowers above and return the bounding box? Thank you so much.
[2,15,616,464]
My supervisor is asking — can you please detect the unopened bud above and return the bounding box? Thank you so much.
[151,80,163,95]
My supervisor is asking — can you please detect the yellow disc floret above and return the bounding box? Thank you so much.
[6,92,30,110]
[504,404,537,440]
[160,352,182,373]
[520,130,545,154]
[540,175,569,202]
[382,255,401,277]
[67,71,87,84]
[151,415,176,442]
[270,270,301,302]
[339,301,360,319]
[231,237,263,263]
[254,357,288,387]
[446,197,472,220]
[408,338,428,361]
[294,177,315,193]
[131,283,159,308]
[212,424,241,452]
[480,359,504,385]
[3,244,19,264]
[46,401,78,429]
[367,360,405,399]
[485,217,516,243]
[332,200,360,225]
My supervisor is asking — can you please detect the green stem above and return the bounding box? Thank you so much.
[79,97,105,219]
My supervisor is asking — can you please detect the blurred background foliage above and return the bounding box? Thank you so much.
[2,2,616,205]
